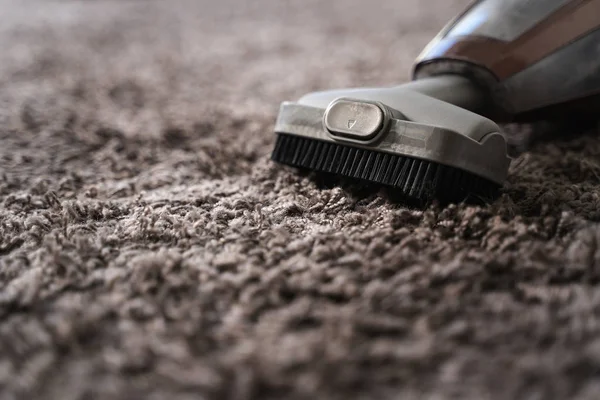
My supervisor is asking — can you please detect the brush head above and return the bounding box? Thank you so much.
[271,81,511,205]
[271,133,500,204]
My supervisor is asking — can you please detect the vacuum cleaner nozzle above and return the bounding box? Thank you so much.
[271,75,511,204]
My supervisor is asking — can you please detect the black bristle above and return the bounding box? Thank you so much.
[271,133,501,204]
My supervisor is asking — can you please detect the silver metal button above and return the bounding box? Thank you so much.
[324,99,385,141]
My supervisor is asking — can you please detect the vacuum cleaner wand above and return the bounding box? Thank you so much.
[271,0,600,204]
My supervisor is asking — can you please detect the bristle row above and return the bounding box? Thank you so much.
[271,133,499,203]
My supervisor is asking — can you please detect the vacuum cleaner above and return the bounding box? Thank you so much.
[271,0,600,204]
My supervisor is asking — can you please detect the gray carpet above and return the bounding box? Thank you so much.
[2,1,600,399]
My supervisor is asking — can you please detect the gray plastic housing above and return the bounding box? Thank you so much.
[275,76,511,185]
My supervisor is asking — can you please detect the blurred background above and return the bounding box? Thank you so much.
[0,0,470,139]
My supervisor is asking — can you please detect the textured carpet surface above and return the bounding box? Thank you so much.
[2,1,600,399]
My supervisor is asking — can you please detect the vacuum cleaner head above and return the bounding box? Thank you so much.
[271,0,600,204]
[271,77,511,204]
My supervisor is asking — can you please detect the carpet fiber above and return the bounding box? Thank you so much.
[2,1,600,399]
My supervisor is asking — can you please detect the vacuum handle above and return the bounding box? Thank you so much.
[414,0,600,120]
